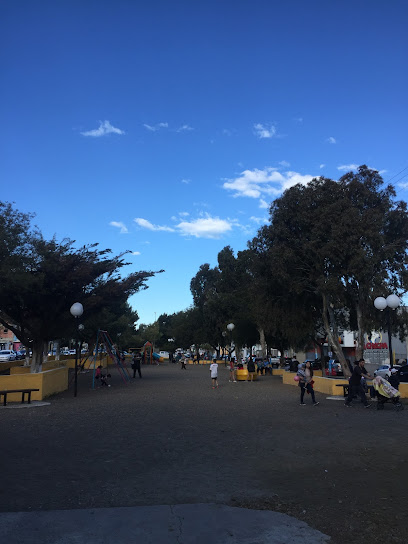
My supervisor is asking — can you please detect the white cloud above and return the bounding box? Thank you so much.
[177,124,194,132]
[176,216,233,239]
[259,198,269,209]
[223,167,316,199]
[143,122,168,132]
[181,178,191,184]
[249,216,267,224]
[134,214,236,239]
[109,221,128,233]
[179,211,190,217]
[319,164,325,169]
[81,120,125,137]
[134,218,175,232]
[327,136,336,144]
[131,251,141,256]
[338,164,387,175]
[253,123,277,139]
[279,160,290,167]
[337,164,359,172]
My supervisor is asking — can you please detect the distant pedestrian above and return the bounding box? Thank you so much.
[181,356,187,370]
[229,357,236,382]
[297,362,319,406]
[210,359,218,388]
[345,359,372,408]
[247,358,256,381]
[132,352,142,378]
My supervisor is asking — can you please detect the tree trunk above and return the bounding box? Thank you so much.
[322,294,350,378]
[23,345,30,367]
[55,340,60,361]
[31,339,44,373]
[258,327,267,358]
[355,302,365,360]
[43,341,49,363]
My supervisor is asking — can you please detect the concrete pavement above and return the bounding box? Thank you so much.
[0,503,330,543]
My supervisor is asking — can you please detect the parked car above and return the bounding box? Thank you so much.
[270,357,280,368]
[374,364,396,380]
[397,365,408,383]
[68,349,76,355]
[0,350,17,362]
[15,351,26,360]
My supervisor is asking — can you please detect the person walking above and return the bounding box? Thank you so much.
[247,357,256,382]
[210,359,218,388]
[345,358,372,407]
[297,362,319,406]
[181,356,187,370]
[229,357,236,382]
[132,352,142,379]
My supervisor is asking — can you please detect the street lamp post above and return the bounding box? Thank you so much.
[227,323,235,361]
[70,302,84,397]
[374,294,401,367]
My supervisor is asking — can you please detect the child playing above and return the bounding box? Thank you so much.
[95,365,111,387]
[210,359,218,389]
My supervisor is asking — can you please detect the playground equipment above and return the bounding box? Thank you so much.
[129,342,164,364]
[90,330,131,389]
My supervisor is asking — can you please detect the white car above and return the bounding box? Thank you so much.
[0,350,17,362]
[373,364,400,379]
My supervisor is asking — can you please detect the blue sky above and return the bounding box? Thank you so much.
[2,1,407,325]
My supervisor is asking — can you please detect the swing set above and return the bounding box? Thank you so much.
[89,329,131,389]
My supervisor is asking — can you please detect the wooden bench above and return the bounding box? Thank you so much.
[0,388,40,406]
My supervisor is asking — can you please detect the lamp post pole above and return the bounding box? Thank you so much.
[227,323,235,361]
[374,294,401,367]
[70,302,84,397]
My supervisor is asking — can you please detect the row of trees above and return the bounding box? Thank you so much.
[149,166,408,375]
[0,202,161,372]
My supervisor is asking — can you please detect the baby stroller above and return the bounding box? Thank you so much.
[372,376,403,411]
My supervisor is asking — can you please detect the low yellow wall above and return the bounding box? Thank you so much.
[64,357,109,369]
[272,369,284,376]
[0,367,68,402]
[0,360,22,372]
[11,361,66,374]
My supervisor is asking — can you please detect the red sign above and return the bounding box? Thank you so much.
[364,342,388,350]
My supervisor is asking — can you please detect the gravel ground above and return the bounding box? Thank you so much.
[0,363,407,543]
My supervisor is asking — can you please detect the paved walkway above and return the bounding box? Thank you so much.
[0,504,330,543]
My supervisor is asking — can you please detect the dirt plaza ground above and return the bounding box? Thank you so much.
[0,363,407,543]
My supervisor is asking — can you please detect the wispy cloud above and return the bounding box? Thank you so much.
[134,218,175,232]
[259,199,269,209]
[293,117,303,123]
[249,216,267,224]
[327,136,336,144]
[253,123,277,139]
[319,164,325,169]
[181,178,191,184]
[131,251,141,256]
[109,221,128,233]
[81,120,125,137]
[223,167,316,199]
[338,164,387,175]
[179,211,190,217]
[143,122,168,132]
[337,164,359,172]
[279,160,290,168]
[134,214,236,239]
[177,124,194,132]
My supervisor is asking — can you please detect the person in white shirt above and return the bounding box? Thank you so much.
[210,359,218,389]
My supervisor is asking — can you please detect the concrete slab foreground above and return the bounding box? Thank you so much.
[0,503,330,543]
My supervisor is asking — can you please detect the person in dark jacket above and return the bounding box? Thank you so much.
[132,352,142,378]
[345,359,372,407]
[388,368,400,390]
[247,357,256,381]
